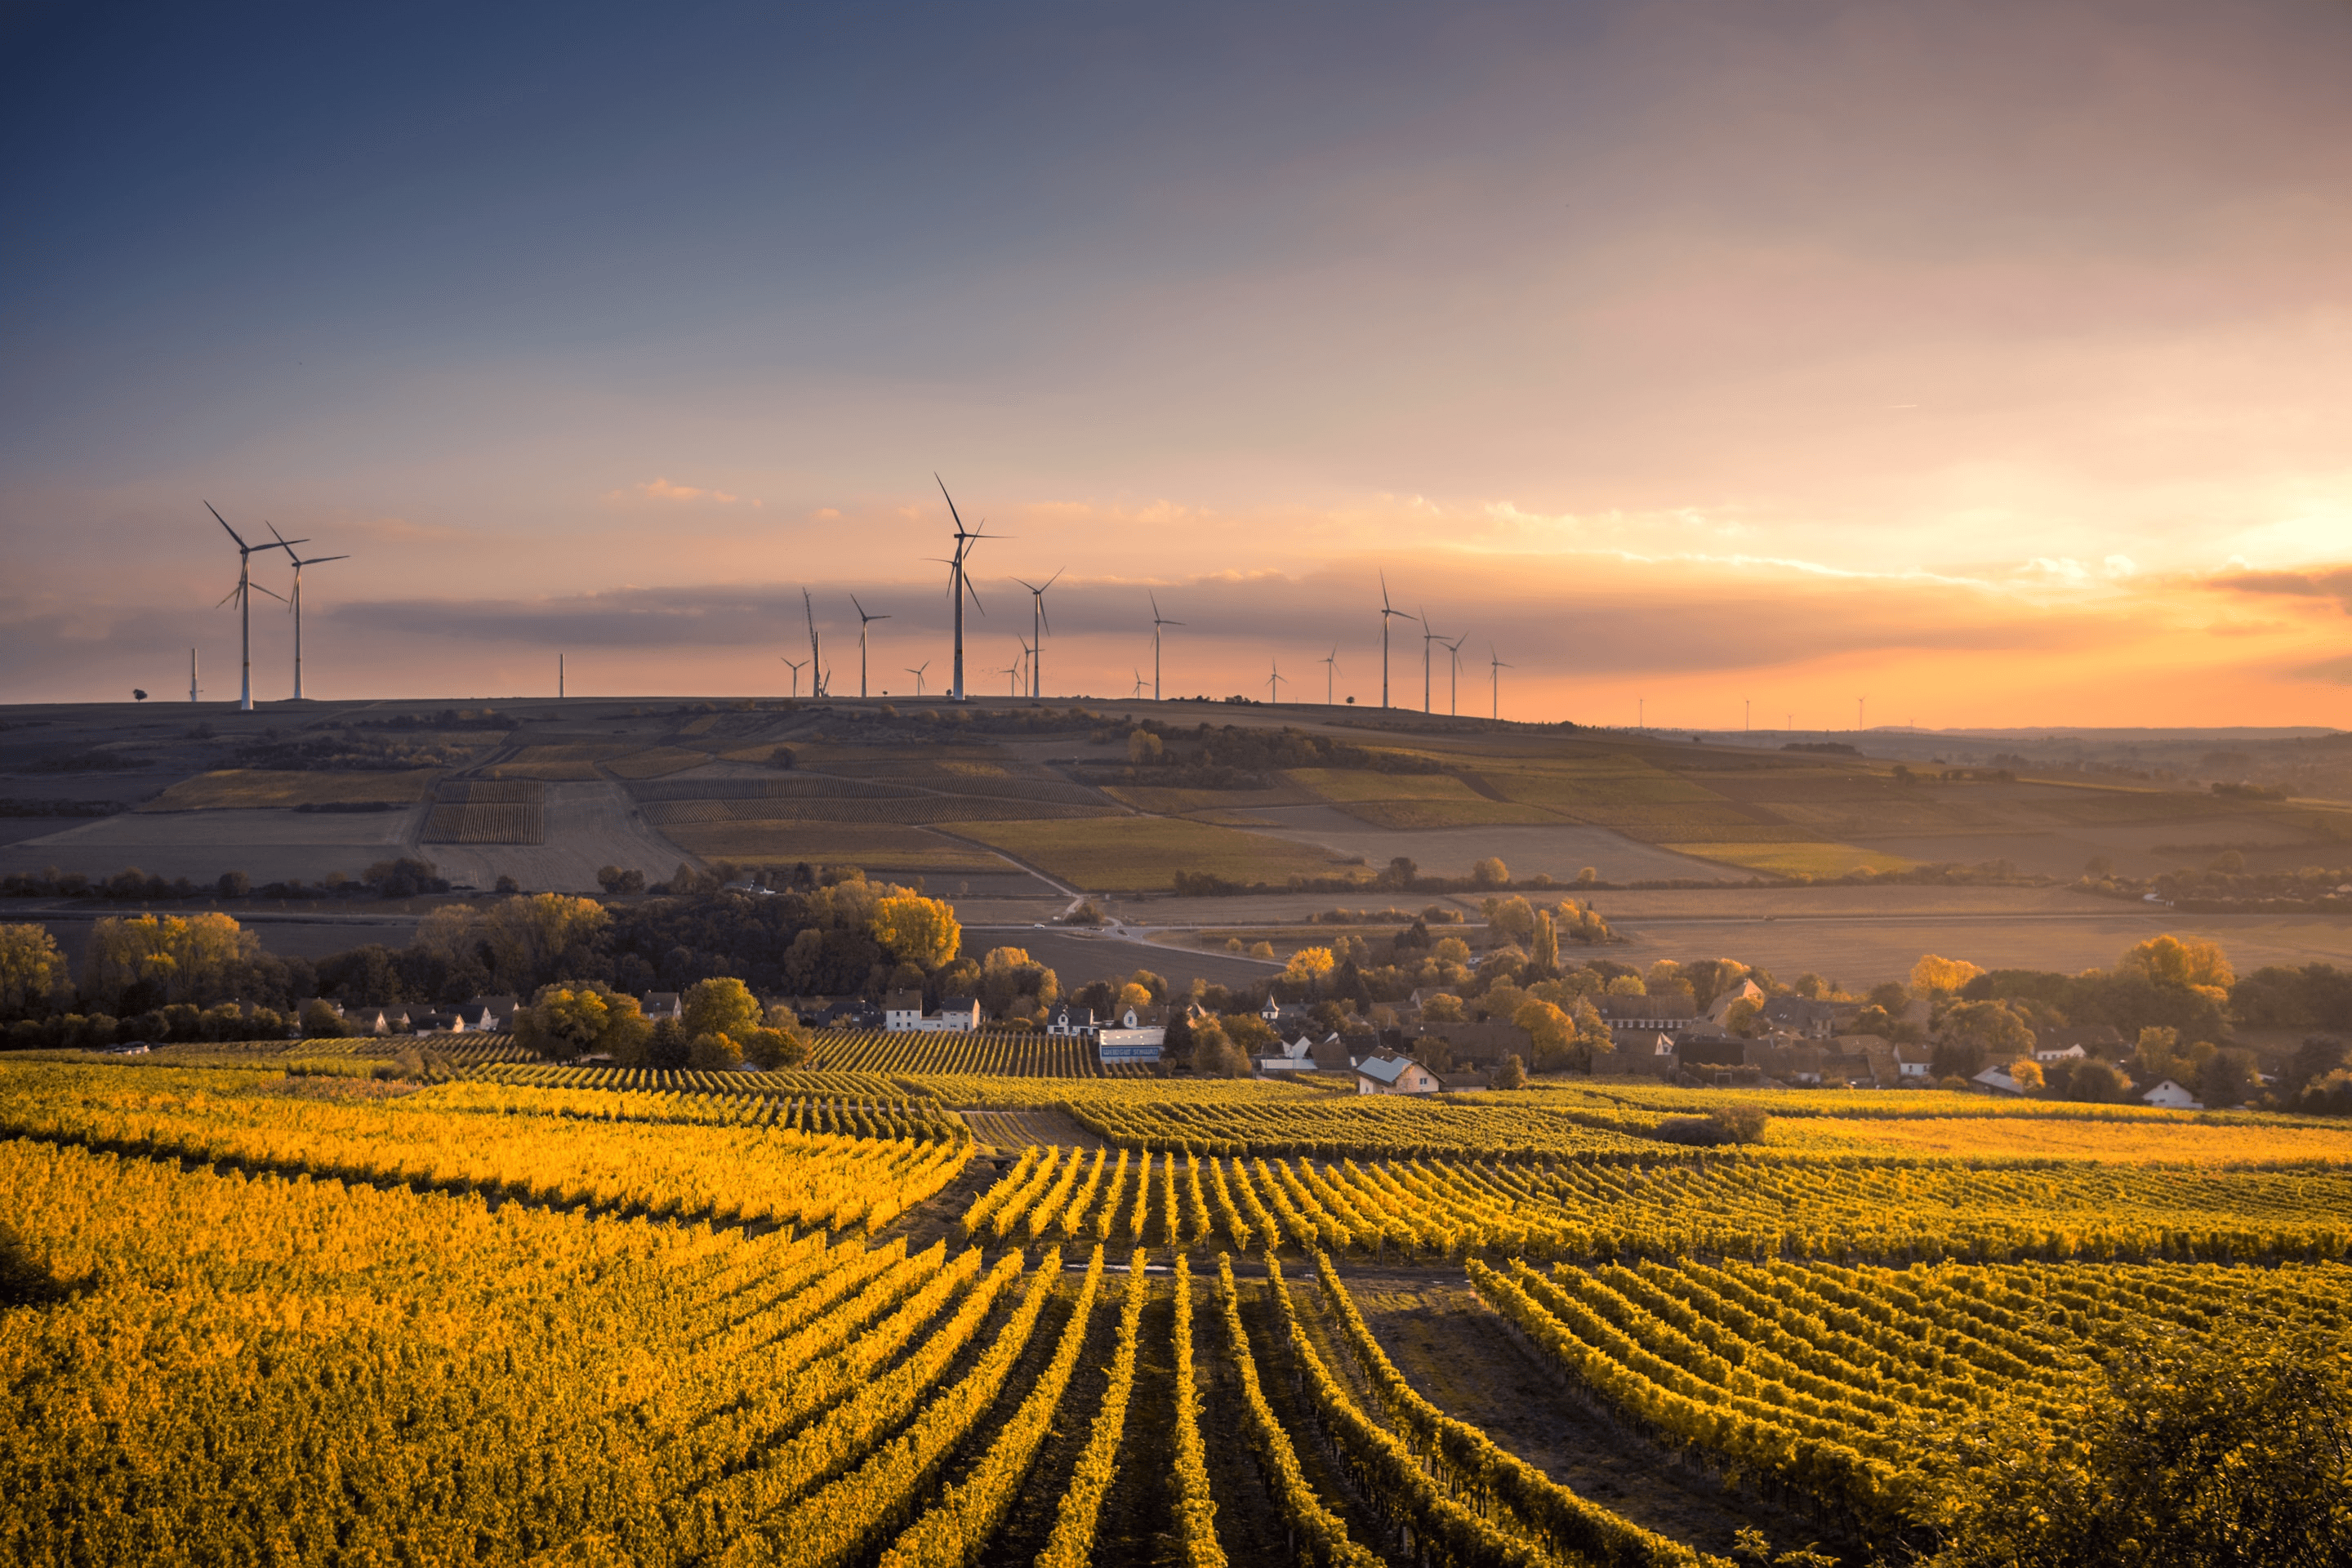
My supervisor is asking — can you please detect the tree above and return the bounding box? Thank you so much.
[2285,1035,2350,1098]
[1471,857,1509,888]
[1283,947,1336,988]
[596,865,647,894]
[0,925,69,1018]
[1921,1326,2352,1568]
[1222,1013,1278,1054]
[870,894,961,971]
[1912,953,1985,996]
[1432,936,1471,968]
[1491,1054,1526,1089]
[1191,1019,1248,1078]
[682,977,761,1041]
[2197,1047,2257,1109]
[688,1031,745,1069]
[2063,1060,2126,1102]
[216,871,250,898]
[298,998,351,1038]
[482,895,610,992]
[1606,973,1647,997]
[2121,933,2234,995]
[1725,997,1762,1036]
[1127,728,1164,764]
[1529,910,1559,973]
[1249,940,1276,960]
[1422,993,1466,1022]
[515,982,650,1062]
[81,913,258,1011]
[2007,1058,2045,1091]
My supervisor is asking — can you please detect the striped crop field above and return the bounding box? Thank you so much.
[6,1057,2345,1566]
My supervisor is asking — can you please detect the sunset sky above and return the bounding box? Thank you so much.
[3,0,2349,726]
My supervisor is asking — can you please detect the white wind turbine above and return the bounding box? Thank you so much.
[906,661,932,697]
[780,656,807,697]
[851,594,889,698]
[267,523,347,701]
[1150,593,1183,702]
[933,475,996,701]
[1013,568,1061,698]
[1319,645,1341,706]
[1489,645,1512,720]
[1267,656,1286,705]
[207,503,299,712]
[1378,572,1414,709]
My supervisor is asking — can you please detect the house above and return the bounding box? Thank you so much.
[882,991,926,1031]
[1312,1032,1362,1071]
[1354,1053,1443,1095]
[1097,1004,1166,1062]
[640,991,684,1023]
[408,1007,463,1035]
[1704,978,1766,1029]
[2035,1024,2126,1062]
[1045,1004,1098,1039]
[1894,1045,1936,1080]
[1759,996,1856,1040]
[816,998,880,1029]
[1394,1019,1532,1067]
[1600,994,1699,1034]
[1437,1071,1491,1093]
[459,995,520,1032]
[1675,1036,1747,1070]
[347,1004,409,1036]
[933,996,983,1032]
[1258,996,1284,1024]
[1971,1064,2030,1097]
[2142,1078,2203,1110]
[1258,1032,1318,1071]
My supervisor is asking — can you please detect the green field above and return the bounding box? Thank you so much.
[939,814,1361,889]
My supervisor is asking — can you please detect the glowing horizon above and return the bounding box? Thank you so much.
[4,2,2349,725]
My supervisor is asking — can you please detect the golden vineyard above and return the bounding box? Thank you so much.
[2,1054,2346,1567]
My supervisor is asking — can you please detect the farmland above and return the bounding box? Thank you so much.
[2,1047,2345,1566]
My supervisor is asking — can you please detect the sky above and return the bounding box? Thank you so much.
[2,0,2350,728]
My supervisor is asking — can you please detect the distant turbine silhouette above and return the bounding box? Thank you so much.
[1489,645,1512,720]
[803,589,826,698]
[1012,569,1062,698]
[933,475,998,702]
[1378,572,1414,709]
[1131,670,1146,699]
[906,661,932,697]
[1267,657,1285,705]
[1150,593,1183,702]
[1443,635,1466,716]
[1319,645,1340,706]
[779,656,807,698]
[267,522,346,702]
[851,594,889,698]
[1418,607,1447,715]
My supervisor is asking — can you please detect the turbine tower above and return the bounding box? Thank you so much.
[803,590,827,697]
[207,504,299,712]
[1319,645,1340,705]
[780,656,807,697]
[1443,635,1466,716]
[851,595,889,698]
[1001,656,1023,696]
[1488,646,1512,720]
[1267,657,1285,705]
[1013,569,1061,698]
[268,524,347,701]
[1150,593,1183,702]
[933,475,993,702]
[1017,635,1036,696]
[189,648,199,703]
[1378,572,1414,709]
[1419,608,1446,715]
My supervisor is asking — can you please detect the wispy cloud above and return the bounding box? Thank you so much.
[612,477,760,507]
[2209,565,2352,612]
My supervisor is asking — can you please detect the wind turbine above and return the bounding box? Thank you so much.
[1419,608,1447,715]
[1017,635,1036,697]
[1013,569,1061,699]
[1319,646,1340,706]
[1131,670,1146,699]
[1488,646,1512,720]
[1267,657,1286,705]
[207,503,299,712]
[906,661,931,697]
[850,595,889,698]
[267,524,346,701]
[1378,572,1414,709]
[1150,593,1183,702]
[1000,656,1024,696]
[933,475,996,702]
[1443,635,1466,716]
[802,590,828,698]
[780,656,807,697]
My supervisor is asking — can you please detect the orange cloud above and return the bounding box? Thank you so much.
[614,477,760,507]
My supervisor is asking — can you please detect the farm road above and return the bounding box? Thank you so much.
[418,780,684,893]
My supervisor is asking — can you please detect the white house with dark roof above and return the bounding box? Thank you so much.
[2142,1077,2203,1110]
[1096,1004,1165,1061]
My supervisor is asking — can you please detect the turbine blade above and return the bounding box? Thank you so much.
[207,501,247,549]
[935,474,965,532]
